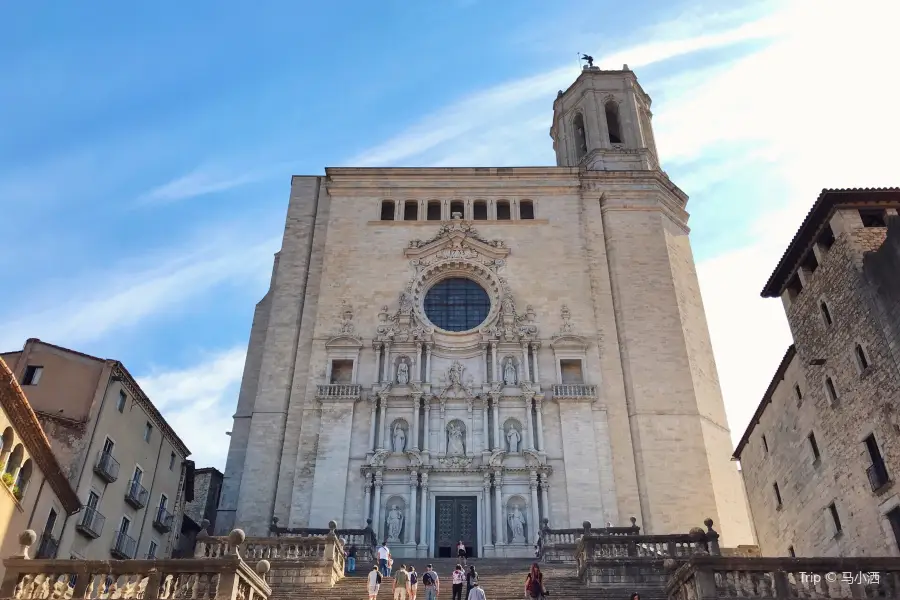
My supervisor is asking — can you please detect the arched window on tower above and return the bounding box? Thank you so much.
[605,101,623,144]
[573,113,587,161]
[473,200,488,220]
[15,459,32,499]
[380,200,395,221]
[403,200,418,220]
[427,201,442,221]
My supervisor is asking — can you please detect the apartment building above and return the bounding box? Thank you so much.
[1,339,191,560]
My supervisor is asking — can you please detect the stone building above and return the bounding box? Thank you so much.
[174,466,222,557]
[734,188,900,557]
[0,339,191,560]
[216,66,754,556]
[0,358,80,577]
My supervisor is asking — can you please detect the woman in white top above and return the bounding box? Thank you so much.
[368,565,382,600]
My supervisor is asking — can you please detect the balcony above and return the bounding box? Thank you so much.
[35,532,59,559]
[110,530,137,559]
[552,384,598,399]
[316,384,362,400]
[153,507,174,533]
[125,479,148,509]
[76,506,106,539]
[867,460,890,491]
[93,451,120,483]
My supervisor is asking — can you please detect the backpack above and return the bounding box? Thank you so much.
[422,572,434,586]
[410,572,418,585]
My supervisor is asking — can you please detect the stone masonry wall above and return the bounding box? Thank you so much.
[740,221,900,557]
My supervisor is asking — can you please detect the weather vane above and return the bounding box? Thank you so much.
[580,54,594,68]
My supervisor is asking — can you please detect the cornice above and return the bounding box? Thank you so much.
[113,363,191,457]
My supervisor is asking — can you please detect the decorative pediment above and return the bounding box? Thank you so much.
[523,448,545,467]
[325,334,364,349]
[549,334,589,351]
[405,218,510,263]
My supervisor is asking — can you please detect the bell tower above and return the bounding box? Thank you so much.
[550,65,659,171]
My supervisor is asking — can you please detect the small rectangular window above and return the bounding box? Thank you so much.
[403,201,418,221]
[886,506,900,552]
[102,437,115,455]
[773,482,783,507]
[120,515,131,535]
[762,435,769,453]
[330,360,354,384]
[449,200,464,219]
[427,201,442,221]
[169,452,176,470]
[144,422,153,442]
[859,208,887,227]
[794,384,803,404]
[829,502,842,533]
[825,377,838,403]
[519,200,535,220]
[496,201,511,220]
[87,491,99,510]
[559,359,584,384]
[133,466,143,484]
[808,432,820,461]
[380,201,395,221]
[473,201,488,220]
[159,494,168,510]
[22,366,43,386]
[148,541,158,560]
[117,391,127,413]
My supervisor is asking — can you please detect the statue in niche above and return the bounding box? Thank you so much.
[392,423,407,453]
[508,505,527,543]
[506,424,521,453]
[502,296,514,315]
[399,292,414,314]
[503,358,517,386]
[447,422,465,455]
[448,362,463,386]
[397,361,410,385]
[386,505,404,542]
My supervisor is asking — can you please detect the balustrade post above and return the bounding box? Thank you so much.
[144,570,162,600]
[704,518,720,556]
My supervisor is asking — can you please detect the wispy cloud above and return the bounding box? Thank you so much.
[137,347,246,468]
[136,160,299,205]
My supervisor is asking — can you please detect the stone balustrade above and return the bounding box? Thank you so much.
[0,529,271,600]
[667,555,900,599]
[269,516,376,563]
[315,384,362,400]
[551,384,597,399]
[540,517,641,563]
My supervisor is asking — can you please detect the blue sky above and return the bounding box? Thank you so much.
[2,0,898,469]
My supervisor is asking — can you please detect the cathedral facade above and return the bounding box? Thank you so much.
[216,67,755,556]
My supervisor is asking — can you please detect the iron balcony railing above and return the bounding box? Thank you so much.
[76,506,106,539]
[124,479,148,509]
[153,506,174,533]
[93,451,120,483]
[110,530,137,559]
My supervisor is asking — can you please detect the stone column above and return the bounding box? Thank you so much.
[467,399,474,456]
[491,393,501,450]
[383,342,392,384]
[364,474,373,521]
[481,397,490,452]
[423,400,431,452]
[534,396,545,453]
[530,342,541,384]
[373,472,384,540]
[419,473,429,551]
[530,472,540,544]
[482,473,493,548]
[374,344,383,384]
[408,471,418,545]
[540,474,550,523]
[414,342,422,383]
[379,395,389,450]
[491,342,498,382]
[368,398,378,452]
[425,344,433,383]
[439,402,447,455]
[523,394,534,451]
[493,470,503,545]
[480,345,488,383]
[411,395,420,451]
[520,343,531,383]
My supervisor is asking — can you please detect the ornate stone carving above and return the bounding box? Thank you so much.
[391,420,408,453]
[386,504,404,542]
[503,357,518,386]
[395,356,411,385]
[369,449,390,467]
[438,455,474,468]
[523,448,544,467]
[488,449,507,467]
[505,420,522,453]
[446,420,466,455]
[507,503,527,543]
[559,304,574,334]
[405,449,424,467]
[337,300,355,334]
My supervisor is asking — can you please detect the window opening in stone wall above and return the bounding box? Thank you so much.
[854,344,869,371]
[404,201,418,221]
[117,391,127,413]
[859,208,887,227]
[144,422,153,443]
[824,377,838,404]
[828,502,842,533]
[22,366,43,386]
[559,359,584,384]
[427,201,442,220]
[380,201,395,221]
[573,113,587,161]
[330,360,354,384]
[820,301,833,326]
[864,434,889,490]
[497,201,511,220]
[887,506,900,552]
[818,224,835,251]
[794,384,803,405]
[520,201,535,220]
[800,251,818,274]
[473,201,488,220]
[785,273,803,300]
[788,545,796,557]
[808,432,820,462]
[605,101,623,144]
[450,200,465,218]
[15,459,32,496]
[423,278,491,332]
[773,482,783,508]
[762,435,769,453]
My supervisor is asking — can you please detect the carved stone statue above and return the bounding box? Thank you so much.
[392,423,407,453]
[397,362,409,385]
[503,358,517,386]
[502,296,514,315]
[399,292,414,314]
[447,422,465,455]
[506,425,521,453]
[508,505,526,543]
[386,505,404,542]
[448,362,463,386]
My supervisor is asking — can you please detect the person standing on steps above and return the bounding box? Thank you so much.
[377,543,390,577]
[451,564,466,600]
[367,565,382,600]
[393,564,411,600]
[408,566,419,600]
[457,540,467,566]
[347,542,357,574]
[629,594,641,600]
[524,563,546,600]
[467,582,486,600]
[422,564,440,600]
[465,565,478,599]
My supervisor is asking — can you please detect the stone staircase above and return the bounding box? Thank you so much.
[274,558,668,600]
